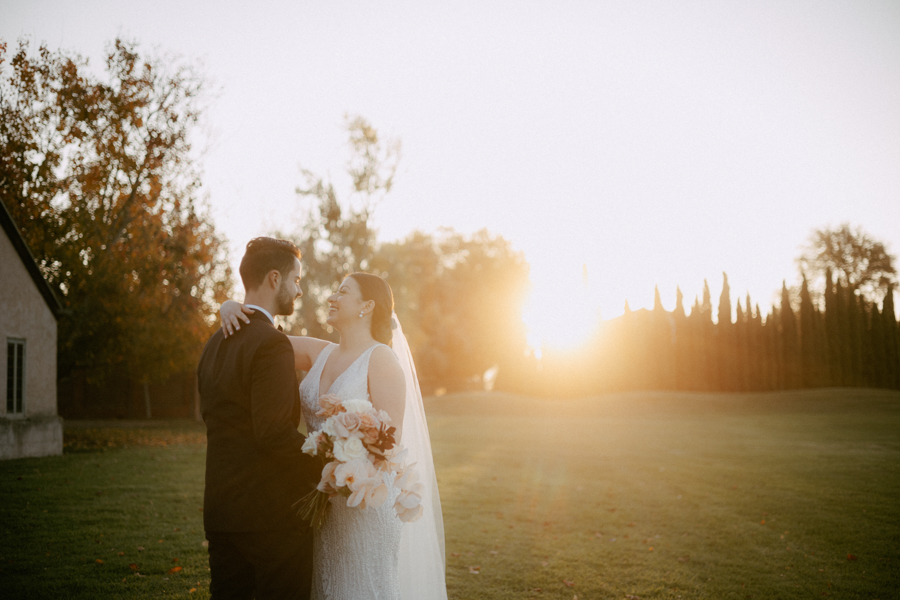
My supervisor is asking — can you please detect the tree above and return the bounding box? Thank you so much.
[717,272,734,389]
[780,282,800,388]
[673,287,685,319]
[276,117,531,392]
[672,287,691,390]
[0,38,231,411]
[798,223,897,301]
[651,286,675,389]
[823,269,843,386]
[798,274,822,387]
[882,286,900,389]
[734,299,749,391]
[372,228,530,393]
[278,115,400,338]
[834,280,854,385]
[697,280,716,390]
[761,307,781,390]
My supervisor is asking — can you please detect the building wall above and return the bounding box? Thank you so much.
[0,416,63,460]
[0,226,62,458]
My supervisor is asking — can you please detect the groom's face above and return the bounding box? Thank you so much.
[274,258,302,316]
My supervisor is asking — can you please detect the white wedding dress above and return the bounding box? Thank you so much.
[300,313,448,600]
[300,342,404,600]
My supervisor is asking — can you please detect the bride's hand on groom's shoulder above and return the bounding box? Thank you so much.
[220,300,254,337]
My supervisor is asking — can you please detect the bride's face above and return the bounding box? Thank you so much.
[326,277,367,326]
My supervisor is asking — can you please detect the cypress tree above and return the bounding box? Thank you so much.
[651,286,674,389]
[835,280,852,386]
[756,304,775,392]
[674,287,686,318]
[883,286,899,389]
[752,302,763,390]
[780,282,800,389]
[766,306,785,390]
[701,281,716,390]
[846,290,865,387]
[857,297,875,387]
[717,273,733,390]
[799,274,818,387]
[702,281,713,317]
[718,273,732,326]
[621,299,638,390]
[744,294,755,388]
[735,299,748,391]
[673,287,688,390]
[824,269,842,386]
[870,301,887,387]
[688,296,705,390]
[760,308,772,391]
[815,301,828,387]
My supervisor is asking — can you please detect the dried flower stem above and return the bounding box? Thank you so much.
[293,489,331,529]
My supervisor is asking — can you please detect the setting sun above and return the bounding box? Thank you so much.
[523,261,601,355]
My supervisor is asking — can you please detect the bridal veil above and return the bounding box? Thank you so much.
[391,314,448,600]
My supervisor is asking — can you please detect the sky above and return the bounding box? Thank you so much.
[3,0,899,349]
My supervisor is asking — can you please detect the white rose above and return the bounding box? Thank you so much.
[341,398,373,414]
[333,436,367,463]
[322,416,339,438]
[302,431,321,456]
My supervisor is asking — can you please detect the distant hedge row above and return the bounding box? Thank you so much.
[529,272,899,396]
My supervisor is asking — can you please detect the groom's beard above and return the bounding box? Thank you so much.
[274,284,296,316]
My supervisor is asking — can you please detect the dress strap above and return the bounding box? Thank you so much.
[359,343,389,398]
[360,343,390,369]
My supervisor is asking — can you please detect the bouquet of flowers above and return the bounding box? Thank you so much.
[295,393,425,528]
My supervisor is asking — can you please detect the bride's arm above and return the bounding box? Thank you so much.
[220,300,254,337]
[288,336,330,372]
[219,300,329,371]
[368,346,406,440]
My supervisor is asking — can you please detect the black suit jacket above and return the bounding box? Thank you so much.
[198,311,317,532]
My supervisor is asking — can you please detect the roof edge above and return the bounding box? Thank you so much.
[0,199,63,320]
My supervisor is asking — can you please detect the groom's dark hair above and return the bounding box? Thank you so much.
[239,237,301,291]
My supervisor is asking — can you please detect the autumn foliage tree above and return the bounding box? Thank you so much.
[0,38,231,413]
[372,228,530,392]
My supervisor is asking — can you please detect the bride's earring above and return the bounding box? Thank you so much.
[359,311,364,318]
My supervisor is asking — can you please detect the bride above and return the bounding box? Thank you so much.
[220,272,447,600]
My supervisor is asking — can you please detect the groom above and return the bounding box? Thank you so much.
[198,237,318,600]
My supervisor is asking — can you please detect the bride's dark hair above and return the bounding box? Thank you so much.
[349,273,394,347]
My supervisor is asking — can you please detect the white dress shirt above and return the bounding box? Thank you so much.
[244,304,274,325]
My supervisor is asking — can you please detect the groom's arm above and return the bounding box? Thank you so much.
[250,334,307,459]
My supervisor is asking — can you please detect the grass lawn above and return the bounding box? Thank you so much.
[2,389,898,599]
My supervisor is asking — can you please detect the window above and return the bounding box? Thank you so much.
[6,339,25,415]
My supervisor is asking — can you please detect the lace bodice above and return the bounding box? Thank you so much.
[300,343,381,433]
[299,342,403,600]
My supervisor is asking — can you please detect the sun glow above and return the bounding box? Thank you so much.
[522,262,602,356]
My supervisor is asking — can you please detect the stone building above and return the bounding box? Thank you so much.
[0,200,63,459]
